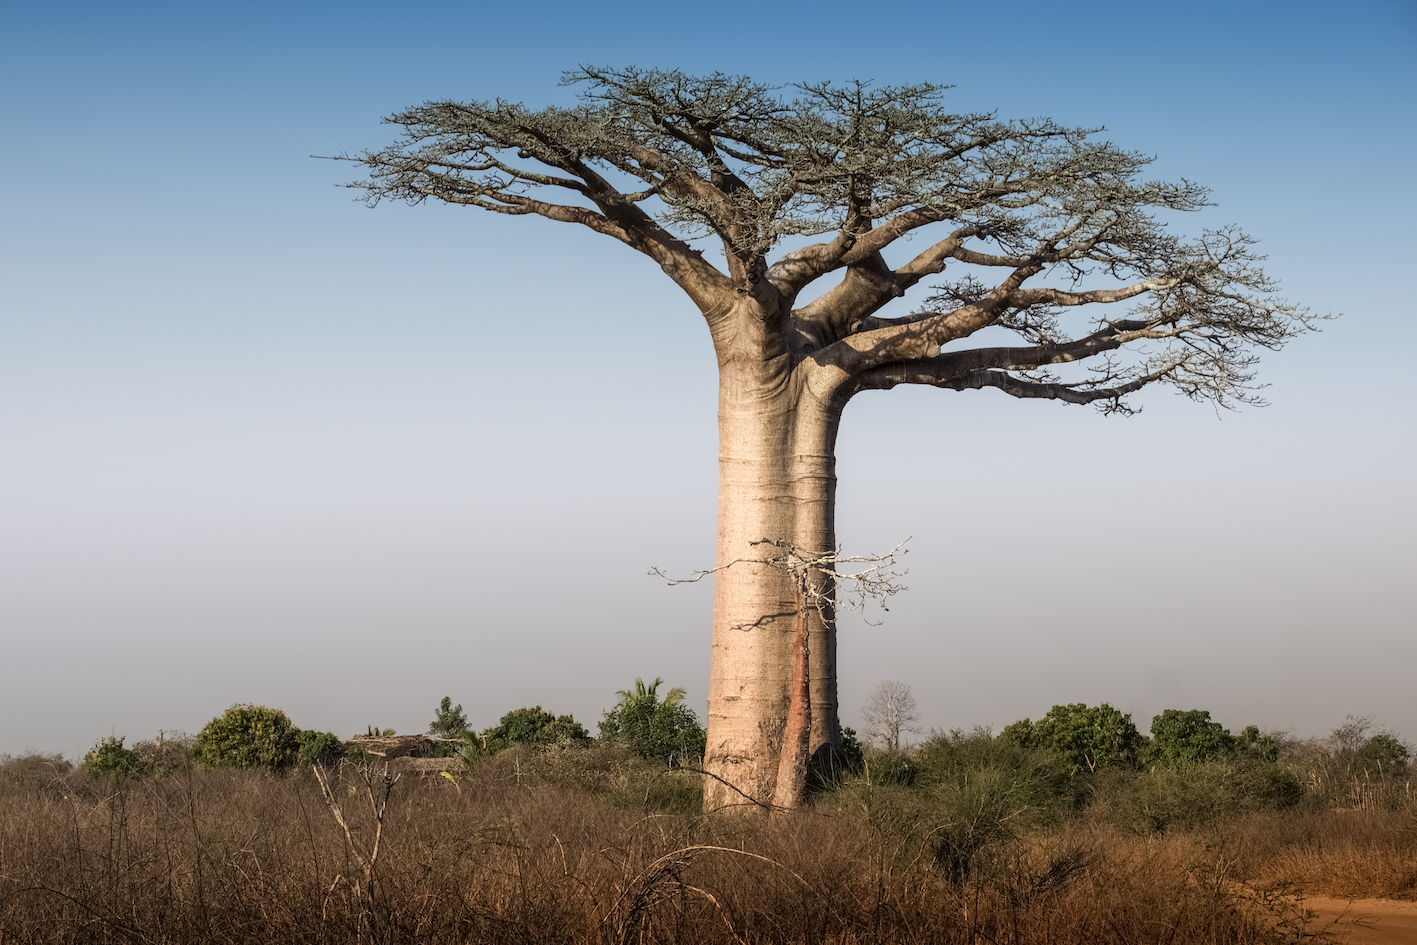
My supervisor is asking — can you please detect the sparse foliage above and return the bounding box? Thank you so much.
[130,732,196,776]
[861,681,920,750]
[1285,716,1413,806]
[654,539,908,629]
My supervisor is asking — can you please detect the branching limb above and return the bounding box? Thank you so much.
[344,70,1323,408]
[849,357,1181,416]
[651,539,908,628]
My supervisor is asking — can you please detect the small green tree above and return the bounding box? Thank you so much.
[1147,709,1237,767]
[196,704,302,771]
[838,726,865,773]
[1358,732,1409,777]
[84,736,139,776]
[1000,703,1143,772]
[598,678,707,765]
[429,696,470,739]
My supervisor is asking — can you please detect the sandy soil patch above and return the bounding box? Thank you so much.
[1301,897,1417,945]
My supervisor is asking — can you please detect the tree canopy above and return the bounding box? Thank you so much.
[348,66,1315,414]
[1147,709,1237,767]
[1001,703,1143,772]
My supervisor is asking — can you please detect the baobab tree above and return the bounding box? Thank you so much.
[342,67,1316,811]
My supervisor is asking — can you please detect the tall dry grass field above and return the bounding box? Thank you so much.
[0,747,1371,944]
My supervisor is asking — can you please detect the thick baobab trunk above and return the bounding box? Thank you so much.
[702,361,843,812]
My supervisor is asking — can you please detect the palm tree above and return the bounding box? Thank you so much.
[602,678,705,764]
[617,677,686,708]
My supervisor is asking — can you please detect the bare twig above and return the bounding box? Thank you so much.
[651,537,909,628]
[312,762,401,897]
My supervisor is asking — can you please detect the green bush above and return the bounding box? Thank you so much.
[839,726,865,772]
[84,736,139,776]
[928,766,1033,883]
[807,725,865,792]
[465,706,591,759]
[1232,761,1304,809]
[428,696,469,755]
[296,729,343,766]
[196,705,302,771]
[855,745,918,786]
[828,732,1063,885]
[916,727,1081,814]
[1358,732,1409,777]
[1237,725,1280,762]
[1120,758,1304,832]
[1000,703,1143,772]
[597,678,706,766]
[1147,709,1237,767]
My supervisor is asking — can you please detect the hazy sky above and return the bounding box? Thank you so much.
[3,0,1414,759]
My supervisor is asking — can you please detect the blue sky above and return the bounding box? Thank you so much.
[2,0,1414,758]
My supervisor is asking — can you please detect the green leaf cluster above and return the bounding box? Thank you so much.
[1145,711,1280,768]
[296,729,343,766]
[598,678,706,765]
[1357,732,1409,777]
[1147,709,1237,766]
[999,703,1143,772]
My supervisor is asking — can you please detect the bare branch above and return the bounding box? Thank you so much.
[651,539,909,629]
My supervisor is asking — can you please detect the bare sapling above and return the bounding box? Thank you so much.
[313,762,401,921]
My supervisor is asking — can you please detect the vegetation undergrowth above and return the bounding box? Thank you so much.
[6,697,1411,942]
[3,725,1412,944]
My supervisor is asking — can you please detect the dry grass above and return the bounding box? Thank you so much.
[1221,808,1417,900]
[0,748,1345,945]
